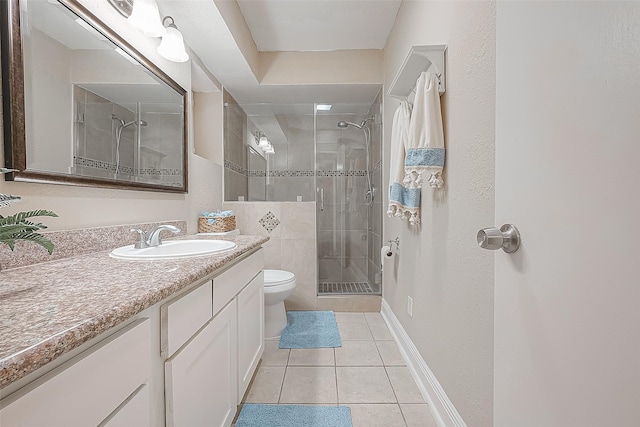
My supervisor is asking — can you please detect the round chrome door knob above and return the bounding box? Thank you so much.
[477,224,521,253]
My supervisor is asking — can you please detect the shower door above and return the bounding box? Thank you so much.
[315,110,379,295]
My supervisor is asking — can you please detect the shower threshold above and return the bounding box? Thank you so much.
[318,282,375,295]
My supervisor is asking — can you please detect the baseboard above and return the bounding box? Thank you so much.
[381,299,467,427]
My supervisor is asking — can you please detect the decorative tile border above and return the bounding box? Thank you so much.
[224,160,248,176]
[74,157,182,177]
[316,170,368,177]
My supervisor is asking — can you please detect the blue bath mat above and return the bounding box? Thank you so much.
[236,404,352,427]
[279,311,342,349]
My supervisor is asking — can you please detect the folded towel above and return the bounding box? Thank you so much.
[387,100,421,224]
[404,72,445,189]
[200,210,234,218]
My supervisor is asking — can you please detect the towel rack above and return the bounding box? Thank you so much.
[388,44,447,99]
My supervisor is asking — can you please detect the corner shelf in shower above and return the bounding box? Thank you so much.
[388,44,447,99]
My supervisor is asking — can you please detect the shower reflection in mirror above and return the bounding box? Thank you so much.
[73,85,183,186]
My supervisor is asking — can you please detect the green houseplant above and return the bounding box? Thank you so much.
[1,168,58,254]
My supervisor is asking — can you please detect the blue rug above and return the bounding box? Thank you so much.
[279,311,342,349]
[236,404,352,427]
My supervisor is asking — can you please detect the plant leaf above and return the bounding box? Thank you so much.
[0,194,21,208]
[0,210,58,227]
[0,232,54,254]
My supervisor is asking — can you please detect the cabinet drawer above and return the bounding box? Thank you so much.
[0,318,151,427]
[162,280,213,358]
[213,249,264,314]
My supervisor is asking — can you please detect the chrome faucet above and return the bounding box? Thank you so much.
[130,224,181,248]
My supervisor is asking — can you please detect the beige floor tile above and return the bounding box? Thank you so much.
[375,341,406,366]
[386,367,425,403]
[335,312,367,324]
[364,312,384,324]
[400,404,438,427]
[288,348,335,366]
[348,404,406,427]
[337,367,396,403]
[279,366,338,404]
[244,366,286,403]
[338,321,374,340]
[261,340,290,366]
[368,320,394,340]
[335,340,383,366]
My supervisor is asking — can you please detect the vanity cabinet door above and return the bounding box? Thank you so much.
[99,384,150,427]
[237,272,264,401]
[165,301,238,427]
[0,319,151,427]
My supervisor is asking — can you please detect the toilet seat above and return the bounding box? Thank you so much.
[264,269,295,287]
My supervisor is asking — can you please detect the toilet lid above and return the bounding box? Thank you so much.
[264,269,295,286]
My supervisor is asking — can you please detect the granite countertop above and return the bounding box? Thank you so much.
[0,234,269,390]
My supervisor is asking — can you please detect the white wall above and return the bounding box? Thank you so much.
[0,0,222,233]
[382,1,496,425]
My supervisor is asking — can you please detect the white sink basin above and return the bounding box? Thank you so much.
[110,239,237,260]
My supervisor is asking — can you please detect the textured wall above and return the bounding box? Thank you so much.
[0,0,222,235]
[382,1,496,425]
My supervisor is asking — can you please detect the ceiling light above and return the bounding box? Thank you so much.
[316,104,332,111]
[157,16,189,63]
[264,146,275,154]
[127,0,166,38]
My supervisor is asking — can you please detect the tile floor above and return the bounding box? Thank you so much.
[240,312,439,427]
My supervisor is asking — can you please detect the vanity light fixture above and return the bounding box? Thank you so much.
[157,17,189,63]
[127,0,166,37]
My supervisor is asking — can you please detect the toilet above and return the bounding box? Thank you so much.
[263,269,297,338]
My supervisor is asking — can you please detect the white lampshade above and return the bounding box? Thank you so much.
[127,0,166,37]
[258,135,270,148]
[157,23,189,63]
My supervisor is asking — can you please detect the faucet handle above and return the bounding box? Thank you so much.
[130,228,148,249]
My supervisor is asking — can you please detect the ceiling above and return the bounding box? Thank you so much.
[159,0,400,109]
[236,0,402,52]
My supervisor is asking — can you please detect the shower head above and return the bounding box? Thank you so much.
[112,114,147,128]
[337,117,375,130]
[122,119,148,128]
[337,120,362,129]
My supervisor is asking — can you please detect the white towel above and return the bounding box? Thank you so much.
[404,72,445,189]
[387,100,421,224]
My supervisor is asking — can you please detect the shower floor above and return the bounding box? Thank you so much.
[318,282,375,295]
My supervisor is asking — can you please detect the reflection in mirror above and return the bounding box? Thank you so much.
[1,0,187,192]
[247,146,266,201]
[223,92,315,202]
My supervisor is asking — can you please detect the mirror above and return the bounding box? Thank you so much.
[1,0,188,192]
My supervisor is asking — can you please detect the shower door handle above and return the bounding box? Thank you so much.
[320,188,324,211]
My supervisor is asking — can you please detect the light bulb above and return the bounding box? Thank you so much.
[157,18,189,63]
[127,0,166,37]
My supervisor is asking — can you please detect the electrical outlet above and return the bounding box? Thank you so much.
[407,296,413,317]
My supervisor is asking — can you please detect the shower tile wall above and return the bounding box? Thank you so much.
[224,91,248,201]
[73,87,183,185]
[74,86,135,179]
[139,106,184,187]
[266,114,315,202]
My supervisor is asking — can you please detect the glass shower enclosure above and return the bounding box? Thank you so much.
[315,96,383,295]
